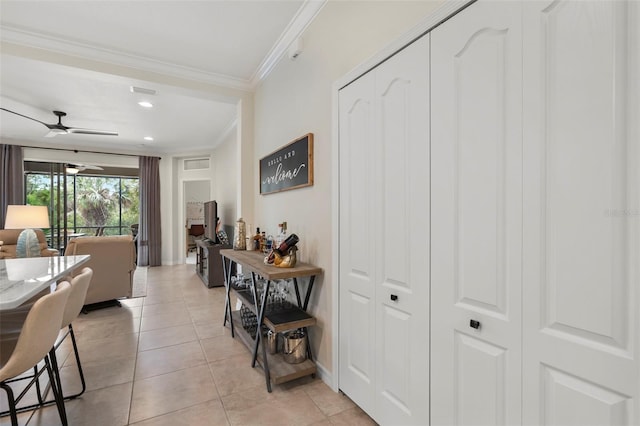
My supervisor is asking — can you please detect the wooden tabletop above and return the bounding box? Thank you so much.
[219,249,322,280]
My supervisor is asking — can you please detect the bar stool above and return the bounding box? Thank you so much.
[0,282,72,426]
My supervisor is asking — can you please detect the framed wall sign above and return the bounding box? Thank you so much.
[260,133,314,195]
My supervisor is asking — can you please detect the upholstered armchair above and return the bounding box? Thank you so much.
[65,235,136,306]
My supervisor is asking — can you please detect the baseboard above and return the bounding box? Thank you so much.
[314,360,335,391]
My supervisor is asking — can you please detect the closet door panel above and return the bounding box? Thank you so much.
[375,34,430,426]
[523,1,640,423]
[452,25,509,316]
[455,334,507,426]
[338,71,377,414]
[536,0,629,344]
[431,1,523,424]
[542,366,629,426]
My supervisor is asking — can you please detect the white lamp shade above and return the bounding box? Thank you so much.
[4,205,50,229]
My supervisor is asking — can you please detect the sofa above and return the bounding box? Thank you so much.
[65,235,136,306]
[0,229,59,259]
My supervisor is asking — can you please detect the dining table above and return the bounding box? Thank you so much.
[0,255,90,310]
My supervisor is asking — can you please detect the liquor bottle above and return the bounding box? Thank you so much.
[276,233,298,253]
[260,232,266,252]
[266,233,299,264]
[253,228,261,251]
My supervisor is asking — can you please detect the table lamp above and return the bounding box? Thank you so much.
[4,205,50,258]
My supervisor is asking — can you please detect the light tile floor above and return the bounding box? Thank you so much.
[1,264,376,426]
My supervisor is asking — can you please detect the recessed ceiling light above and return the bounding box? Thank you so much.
[144,136,154,141]
[138,101,153,108]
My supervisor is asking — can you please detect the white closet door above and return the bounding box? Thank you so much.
[339,34,430,424]
[374,34,430,426]
[338,70,378,416]
[430,1,523,425]
[522,1,640,424]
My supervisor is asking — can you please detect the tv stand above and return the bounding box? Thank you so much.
[195,240,231,288]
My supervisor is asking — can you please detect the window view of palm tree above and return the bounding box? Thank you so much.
[72,176,139,235]
[25,162,139,247]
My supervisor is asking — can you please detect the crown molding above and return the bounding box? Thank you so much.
[0,26,253,92]
[249,0,327,88]
[1,0,326,93]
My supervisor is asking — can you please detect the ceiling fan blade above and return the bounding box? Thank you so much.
[67,127,118,136]
[0,107,50,128]
[78,164,103,170]
[2,108,118,137]
[67,163,104,173]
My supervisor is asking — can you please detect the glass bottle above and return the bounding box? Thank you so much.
[275,223,284,247]
[260,231,266,252]
[253,227,261,251]
[233,217,246,250]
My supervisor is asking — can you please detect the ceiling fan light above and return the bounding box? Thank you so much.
[66,166,80,174]
[138,101,153,108]
[144,136,154,141]
[45,128,68,137]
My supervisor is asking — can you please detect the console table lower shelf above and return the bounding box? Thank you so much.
[227,312,316,385]
[220,249,323,392]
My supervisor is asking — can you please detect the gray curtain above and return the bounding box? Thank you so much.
[138,156,161,266]
[0,144,24,228]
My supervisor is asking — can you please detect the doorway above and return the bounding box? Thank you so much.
[183,180,211,264]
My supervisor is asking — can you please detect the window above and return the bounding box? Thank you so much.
[24,161,139,249]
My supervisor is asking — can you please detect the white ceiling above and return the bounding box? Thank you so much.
[0,0,322,155]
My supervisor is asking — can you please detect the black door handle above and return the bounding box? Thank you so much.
[470,319,481,329]
[390,294,398,301]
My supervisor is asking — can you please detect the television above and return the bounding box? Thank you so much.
[203,200,218,243]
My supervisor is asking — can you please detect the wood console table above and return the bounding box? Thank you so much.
[220,249,322,392]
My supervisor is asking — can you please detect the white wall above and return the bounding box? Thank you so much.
[251,0,444,384]
[212,128,238,229]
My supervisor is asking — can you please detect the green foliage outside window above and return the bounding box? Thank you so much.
[25,173,139,236]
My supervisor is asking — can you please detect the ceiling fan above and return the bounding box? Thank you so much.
[0,108,118,137]
[65,163,104,174]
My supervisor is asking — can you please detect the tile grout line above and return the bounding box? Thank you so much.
[126,280,145,425]
[125,268,222,424]
[195,307,234,426]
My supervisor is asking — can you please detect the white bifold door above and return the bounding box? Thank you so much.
[431,1,640,425]
[338,35,430,425]
[521,1,640,424]
[430,1,523,425]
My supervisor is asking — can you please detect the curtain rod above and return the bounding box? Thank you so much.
[21,145,161,160]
